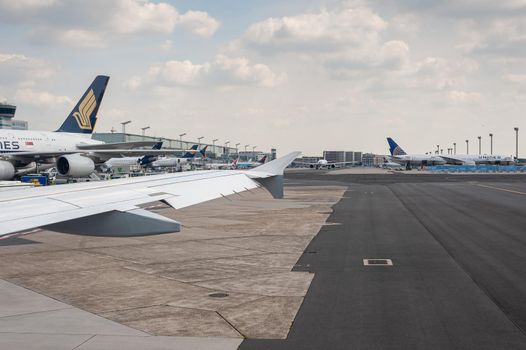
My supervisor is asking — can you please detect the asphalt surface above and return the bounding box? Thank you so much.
[241,172,526,350]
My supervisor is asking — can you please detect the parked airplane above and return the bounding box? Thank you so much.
[151,145,206,168]
[105,142,164,169]
[235,156,267,169]
[0,152,300,238]
[387,137,445,168]
[439,153,514,166]
[297,158,354,169]
[0,76,174,180]
[381,157,404,170]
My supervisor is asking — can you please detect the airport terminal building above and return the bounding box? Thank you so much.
[92,132,272,161]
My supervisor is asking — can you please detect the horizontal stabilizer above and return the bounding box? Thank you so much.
[43,208,180,237]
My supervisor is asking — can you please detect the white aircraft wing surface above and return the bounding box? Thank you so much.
[76,141,160,150]
[439,155,475,165]
[0,151,300,238]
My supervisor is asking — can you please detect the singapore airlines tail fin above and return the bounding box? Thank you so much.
[56,75,110,134]
[387,137,407,156]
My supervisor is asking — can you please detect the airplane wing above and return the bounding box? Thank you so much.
[439,156,475,165]
[76,141,161,150]
[0,151,300,238]
[3,149,177,161]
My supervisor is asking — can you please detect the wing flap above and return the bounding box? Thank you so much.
[44,208,180,237]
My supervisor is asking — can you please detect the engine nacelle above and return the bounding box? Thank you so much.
[57,154,95,177]
[0,160,15,180]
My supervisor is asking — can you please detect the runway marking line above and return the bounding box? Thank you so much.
[474,183,526,196]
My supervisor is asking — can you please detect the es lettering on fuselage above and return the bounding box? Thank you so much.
[0,141,20,150]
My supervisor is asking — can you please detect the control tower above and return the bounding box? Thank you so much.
[0,103,28,130]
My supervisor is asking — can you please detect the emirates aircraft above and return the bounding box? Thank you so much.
[0,76,171,179]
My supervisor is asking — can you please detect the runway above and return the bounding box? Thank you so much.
[242,172,526,349]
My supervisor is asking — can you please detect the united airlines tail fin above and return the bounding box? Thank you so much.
[387,137,407,156]
[199,145,208,158]
[139,141,163,166]
[57,75,110,134]
[182,145,199,158]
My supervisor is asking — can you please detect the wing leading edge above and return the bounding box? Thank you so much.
[0,152,300,238]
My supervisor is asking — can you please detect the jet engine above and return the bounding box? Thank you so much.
[0,160,15,180]
[57,154,95,177]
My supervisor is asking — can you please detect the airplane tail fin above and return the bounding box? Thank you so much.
[57,75,110,134]
[387,137,406,156]
[258,155,267,164]
[182,145,199,158]
[199,145,208,158]
[139,141,163,166]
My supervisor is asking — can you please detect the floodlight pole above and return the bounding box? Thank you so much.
[489,133,493,155]
[121,120,131,134]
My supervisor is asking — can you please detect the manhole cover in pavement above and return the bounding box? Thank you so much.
[208,292,229,298]
[363,258,393,266]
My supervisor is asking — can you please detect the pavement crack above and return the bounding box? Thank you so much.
[71,334,96,350]
[215,311,246,338]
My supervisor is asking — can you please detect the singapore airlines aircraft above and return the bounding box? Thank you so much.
[0,76,173,179]
[387,137,445,168]
[0,151,300,238]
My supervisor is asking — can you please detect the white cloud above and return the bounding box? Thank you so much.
[131,55,284,88]
[57,29,107,48]
[112,0,179,34]
[160,39,174,51]
[503,74,526,83]
[447,90,482,104]
[0,0,56,12]
[0,0,220,48]
[179,10,220,38]
[15,88,73,108]
[407,57,479,90]
[235,4,413,78]
[242,6,387,51]
[0,53,56,80]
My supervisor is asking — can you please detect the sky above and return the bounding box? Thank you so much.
[0,0,525,156]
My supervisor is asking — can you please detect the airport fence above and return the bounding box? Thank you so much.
[427,165,526,173]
